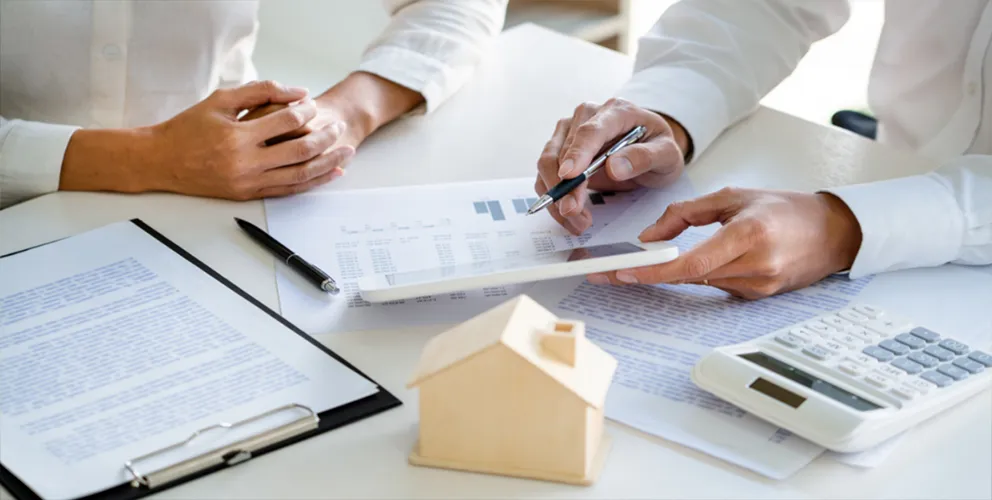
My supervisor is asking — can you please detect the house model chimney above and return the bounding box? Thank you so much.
[539,320,584,367]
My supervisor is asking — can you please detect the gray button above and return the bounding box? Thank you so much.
[891,357,924,375]
[910,327,941,343]
[967,350,992,367]
[863,345,894,362]
[937,364,969,381]
[908,351,939,368]
[920,370,954,388]
[952,358,985,374]
[879,339,910,356]
[775,333,805,348]
[802,345,832,360]
[938,339,970,355]
[924,345,955,361]
[894,333,925,350]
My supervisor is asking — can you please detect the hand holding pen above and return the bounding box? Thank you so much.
[532,99,691,235]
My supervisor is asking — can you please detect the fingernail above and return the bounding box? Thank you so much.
[329,167,346,180]
[558,159,574,178]
[559,196,577,215]
[610,156,633,179]
[615,271,638,284]
[587,274,611,285]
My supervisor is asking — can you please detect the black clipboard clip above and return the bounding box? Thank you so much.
[123,404,319,490]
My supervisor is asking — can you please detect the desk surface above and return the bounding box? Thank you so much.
[1,25,989,500]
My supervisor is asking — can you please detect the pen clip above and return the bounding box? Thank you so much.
[605,126,647,156]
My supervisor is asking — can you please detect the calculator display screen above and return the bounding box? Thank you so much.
[740,352,882,411]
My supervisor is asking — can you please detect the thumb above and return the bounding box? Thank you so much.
[212,80,309,114]
[639,189,743,242]
[606,137,684,186]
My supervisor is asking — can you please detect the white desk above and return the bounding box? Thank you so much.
[1,25,989,500]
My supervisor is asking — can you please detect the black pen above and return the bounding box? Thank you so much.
[527,125,648,215]
[235,217,339,294]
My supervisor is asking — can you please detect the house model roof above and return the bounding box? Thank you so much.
[407,295,617,409]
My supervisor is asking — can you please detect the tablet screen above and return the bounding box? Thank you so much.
[383,242,645,286]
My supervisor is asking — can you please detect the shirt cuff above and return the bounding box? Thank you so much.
[0,120,78,209]
[615,66,732,159]
[822,175,965,279]
[358,46,468,114]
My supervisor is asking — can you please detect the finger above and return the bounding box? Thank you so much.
[558,106,633,180]
[605,136,684,185]
[705,277,786,301]
[244,99,318,143]
[258,122,344,169]
[259,146,355,188]
[557,180,590,217]
[559,102,601,166]
[257,168,343,199]
[537,119,570,197]
[213,80,308,113]
[639,188,745,242]
[535,177,590,235]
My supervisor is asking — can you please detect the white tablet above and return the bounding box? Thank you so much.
[358,241,679,303]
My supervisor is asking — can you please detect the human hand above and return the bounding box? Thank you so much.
[535,98,691,235]
[586,188,863,299]
[140,80,354,199]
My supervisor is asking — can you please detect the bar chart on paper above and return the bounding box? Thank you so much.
[264,178,645,334]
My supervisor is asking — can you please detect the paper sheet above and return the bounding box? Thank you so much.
[264,178,645,334]
[0,222,377,500]
[527,184,992,479]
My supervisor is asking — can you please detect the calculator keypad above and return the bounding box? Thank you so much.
[759,305,991,405]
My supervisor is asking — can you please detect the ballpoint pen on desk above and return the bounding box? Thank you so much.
[527,125,648,215]
[235,218,340,295]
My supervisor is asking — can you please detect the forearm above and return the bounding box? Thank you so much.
[316,71,423,140]
[58,127,156,193]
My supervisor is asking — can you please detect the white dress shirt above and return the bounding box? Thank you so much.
[0,0,506,208]
[617,0,992,279]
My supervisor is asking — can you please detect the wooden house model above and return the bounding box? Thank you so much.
[406,295,618,485]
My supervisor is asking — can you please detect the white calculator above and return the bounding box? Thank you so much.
[691,304,992,452]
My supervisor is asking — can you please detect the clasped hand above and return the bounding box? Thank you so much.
[536,99,864,299]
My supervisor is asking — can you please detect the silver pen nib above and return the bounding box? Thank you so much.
[527,195,554,215]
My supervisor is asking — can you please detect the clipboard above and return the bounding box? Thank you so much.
[0,219,402,500]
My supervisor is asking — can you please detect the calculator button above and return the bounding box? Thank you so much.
[802,345,833,361]
[805,322,835,335]
[875,364,907,380]
[920,371,954,388]
[908,351,940,368]
[891,357,925,375]
[822,341,848,353]
[838,309,872,324]
[923,345,955,362]
[937,364,969,381]
[835,334,868,347]
[894,333,926,350]
[879,339,910,356]
[967,350,992,367]
[821,315,855,331]
[853,304,884,319]
[905,378,934,395]
[844,354,877,367]
[838,361,866,376]
[863,346,895,362]
[843,325,877,341]
[910,327,941,343]
[865,317,912,336]
[774,333,807,349]
[788,327,814,341]
[864,372,892,389]
[891,385,919,400]
[953,358,987,374]
[937,339,970,355]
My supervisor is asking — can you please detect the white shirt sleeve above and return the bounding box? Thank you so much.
[616,0,850,155]
[0,116,78,209]
[824,156,992,278]
[358,0,507,113]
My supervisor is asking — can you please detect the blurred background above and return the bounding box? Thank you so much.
[254,0,884,126]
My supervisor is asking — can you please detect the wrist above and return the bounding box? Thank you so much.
[818,192,863,271]
[659,113,693,162]
[59,127,159,194]
[315,71,423,141]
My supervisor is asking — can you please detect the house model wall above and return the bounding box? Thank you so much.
[407,295,618,485]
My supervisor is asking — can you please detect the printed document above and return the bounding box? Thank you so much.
[264,178,644,334]
[0,222,377,500]
[528,185,992,478]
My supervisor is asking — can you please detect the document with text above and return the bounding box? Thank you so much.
[264,178,645,334]
[0,222,377,500]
